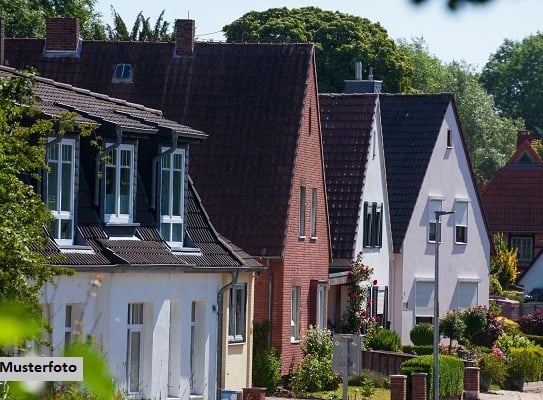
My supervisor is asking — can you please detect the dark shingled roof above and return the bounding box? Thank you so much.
[1,66,261,271]
[380,93,452,252]
[319,93,378,261]
[4,39,315,258]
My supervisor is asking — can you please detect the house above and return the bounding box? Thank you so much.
[0,65,263,400]
[380,93,491,343]
[319,92,392,331]
[3,17,331,378]
[481,131,543,274]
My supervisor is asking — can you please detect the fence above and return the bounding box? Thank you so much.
[361,349,416,376]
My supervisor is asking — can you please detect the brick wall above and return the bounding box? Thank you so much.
[46,18,79,51]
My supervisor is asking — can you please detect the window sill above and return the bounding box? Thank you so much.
[290,338,300,344]
[310,236,318,241]
[105,222,140,227]
[227,337,246,345]
[455,241,467,245]
[298,235,306,240]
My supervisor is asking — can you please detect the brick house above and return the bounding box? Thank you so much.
[481,130,543,274]
[3,17,331,378]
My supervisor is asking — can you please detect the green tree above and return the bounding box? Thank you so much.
[480,33,543,137]
[0,0,106,39]
[106,7,172,41]
[398,37,522,183]
[490,232,518,289]
[0,73,69,318]
[222,7,414,93]
[440,310,465,351]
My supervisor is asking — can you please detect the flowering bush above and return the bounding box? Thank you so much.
[517,309,543,336]
[340,252,374,334]
[495,332,533,356]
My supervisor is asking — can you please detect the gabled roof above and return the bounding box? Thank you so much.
[1,66,261,271]
[380,93,452,252]
[481,138,543,233]
[4,38,316,258]
[319,93,379,260]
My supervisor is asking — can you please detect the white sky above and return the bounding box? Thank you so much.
[95,0,542,71]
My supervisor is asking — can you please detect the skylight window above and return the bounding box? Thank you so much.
[112,64,133,83]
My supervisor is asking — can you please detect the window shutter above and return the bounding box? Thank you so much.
[363,202,370,247]
[308,279,318,327]
[377,203,383,247]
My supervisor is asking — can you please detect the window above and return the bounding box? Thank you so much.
[310,188,317,238]
[316,284,326,329]
[65,304,73,347]
[363,201,383,247]
[291,286,301,342]
[458,281,478,310]
[112,63,133,83]
[299,186,306,237]
[126,303,144,394]
[47,139,75,245]
[229,283,247,342]
[160,149,185,245]
[428,199,443,242]
[415,281,434,324]
[104,144,134,223]
[447,129,453,148]
[454,200,468,244]
[510,236,533,262]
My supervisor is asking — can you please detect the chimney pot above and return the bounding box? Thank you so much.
[355,61,363,80]
[175,19,195,56]
[517,130,532,148]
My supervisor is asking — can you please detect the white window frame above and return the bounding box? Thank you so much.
[160,148,185,246]
[291,286,301,342]
[126,303,144,394]
[299,186,306,238]
[454,200,469,244]
[104,144,134,223]
[316,283,327,329]
[47,138,75,245]
[511,236,533,262]
[428,199,443,243]
[310,188,317,239]
[415,280,434,324]
[228,283,247,342]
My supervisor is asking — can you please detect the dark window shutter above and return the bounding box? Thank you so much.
[308,279,318,327]
[377,203,383,247]
[363,202,370,247]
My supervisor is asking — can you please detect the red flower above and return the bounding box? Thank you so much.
[373,279,378,285]
[376,315,381,323]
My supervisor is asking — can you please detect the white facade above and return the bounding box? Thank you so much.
[390,103,491,343]
[42,271,224,400]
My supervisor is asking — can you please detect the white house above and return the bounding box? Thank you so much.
[380,93,491,344]
[2,65,263,400]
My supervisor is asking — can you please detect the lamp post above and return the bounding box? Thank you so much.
[433,210,454,400]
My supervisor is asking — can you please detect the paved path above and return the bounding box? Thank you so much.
[479,390,543,399]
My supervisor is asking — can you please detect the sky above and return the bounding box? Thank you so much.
[94,0,542,71]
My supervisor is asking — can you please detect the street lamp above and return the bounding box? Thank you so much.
[433,210,454,400]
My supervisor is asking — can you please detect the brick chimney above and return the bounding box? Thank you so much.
[46,18,80,52]
[517,130,532,148]
[175,19,195,56]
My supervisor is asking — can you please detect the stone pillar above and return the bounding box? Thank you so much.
[412,372,427,400]
[390,374,407,400]
[242,387,265,400]
[464,366,480,400]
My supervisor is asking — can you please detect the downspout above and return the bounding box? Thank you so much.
[217,269,239,400]
[151,130,179,209]
[94,126,122,206]
[267,258,272,345]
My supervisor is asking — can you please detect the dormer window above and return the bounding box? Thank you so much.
[104,144,134,223]
[112,64,133,84]
[159,148,185,246]
[46,138,75,245]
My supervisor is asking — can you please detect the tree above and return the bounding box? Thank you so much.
[480,33,543,138]
[490,232,518,290]
[0,0,106,39]
[0,73,69,318]
[106,7,172,41]
[398,38,522,183]
[222,7,414,93]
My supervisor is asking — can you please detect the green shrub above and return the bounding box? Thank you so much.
[349,369,390,389]
[252,348,281,394]
[525,334,543,347]
[506,345,543,383]
[410,323,433,346]
[364,327,401,352]
[496,332,533,355]
[400,355,463,400]
[462,306,487,340]
[440,310,465,348]
[290,326,339,396]
[402,344,434,355]
[478,353,506,387]
[489,275,503,296]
